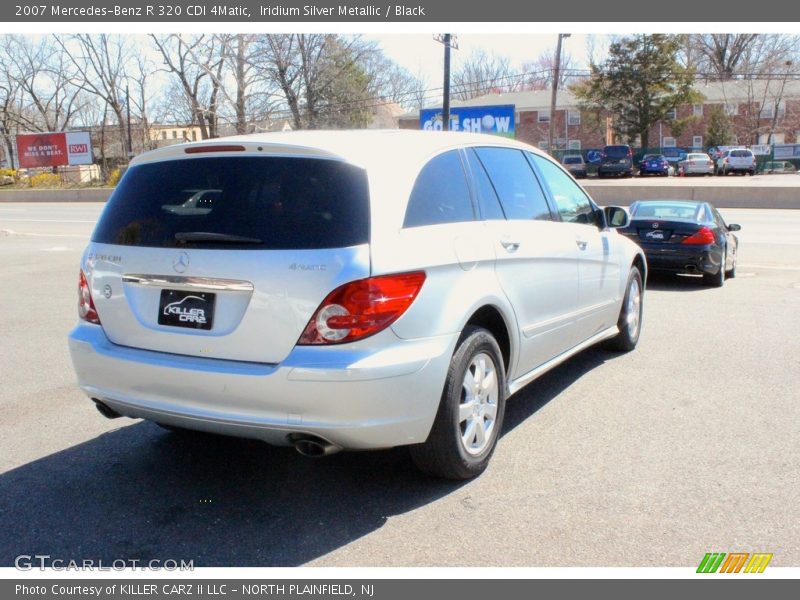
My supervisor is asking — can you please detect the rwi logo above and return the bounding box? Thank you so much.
[69,144,88,153]
[697,552,773,573]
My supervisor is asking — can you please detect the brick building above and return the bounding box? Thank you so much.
[399,80,800,152]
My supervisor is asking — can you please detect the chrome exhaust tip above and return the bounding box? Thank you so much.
[92,398,122,419]
[289,434,342,458]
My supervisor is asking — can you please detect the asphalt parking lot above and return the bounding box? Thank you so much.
[0,203,798,567]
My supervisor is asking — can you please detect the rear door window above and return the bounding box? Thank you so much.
[92,156,370,250]
[473,147,552,221]
[403,150,476,228]
[464,148,506,220]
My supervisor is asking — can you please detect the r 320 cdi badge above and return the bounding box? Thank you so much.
[69,130,646,479]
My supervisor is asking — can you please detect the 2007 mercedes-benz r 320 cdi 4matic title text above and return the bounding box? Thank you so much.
[69,130,646,479]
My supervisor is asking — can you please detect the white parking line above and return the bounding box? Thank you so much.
[1,229,87,238]
[0,219,96,223]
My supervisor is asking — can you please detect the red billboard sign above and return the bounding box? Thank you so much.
[17,133,68,168]
[16,131,94,168]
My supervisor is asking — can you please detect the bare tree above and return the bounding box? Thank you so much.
[687,34,800,80]
[253,34,380,130]
[55,34,134,157]
[149,34,224,139]
[521,50,581,91]
[1,35,86,133]
[451,49,519,100]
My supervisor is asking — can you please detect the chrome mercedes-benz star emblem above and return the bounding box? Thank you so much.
[173,251,190,273]
[652,222,660,228]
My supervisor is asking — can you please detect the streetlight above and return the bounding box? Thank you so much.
[549,33,571,155]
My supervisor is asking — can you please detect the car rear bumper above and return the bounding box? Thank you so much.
[638,245,721,275]
[682,166,714,175]
[68,323,459,449]
[598,164,632,175]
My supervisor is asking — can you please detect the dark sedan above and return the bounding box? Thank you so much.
[619,200,741,287]
[638,154,670,176]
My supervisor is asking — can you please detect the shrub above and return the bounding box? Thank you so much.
[107,168,122,187]
[29,172,62,187]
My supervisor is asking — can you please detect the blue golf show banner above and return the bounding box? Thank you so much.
[420,105,516,138]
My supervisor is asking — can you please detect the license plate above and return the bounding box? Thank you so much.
[158,289,215,330]
[644,230,666,241]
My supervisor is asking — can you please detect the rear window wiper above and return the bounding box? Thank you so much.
[175,232,263,244]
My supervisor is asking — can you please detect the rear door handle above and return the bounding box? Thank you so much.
[500,239,520,252]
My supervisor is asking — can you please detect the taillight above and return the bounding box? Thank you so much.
[78,269,101,324]
[298,272,426,345]
[682,227,716,245]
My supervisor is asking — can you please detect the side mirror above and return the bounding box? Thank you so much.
[728,223,741,232]
[604,205,630,229]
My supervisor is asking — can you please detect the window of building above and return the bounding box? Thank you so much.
[725,103,739,116]
[191,131,197,141]
[777,101,786,118]
[538,141,549,151]
[568,140,581,150]
[760,103,774,119]
[662,137,676,148]
[759,133,785,144]
[666,108,677,120]
[692,136,703,148]
[403,150,475,228]
[693,104,704,117]
[537,110,550,123]
[172,130,178,139]
[568,111,581,126]
[161,131,167,140]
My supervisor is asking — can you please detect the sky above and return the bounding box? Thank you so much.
[363,33,595,91]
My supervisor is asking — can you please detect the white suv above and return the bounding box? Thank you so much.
[716,148,756,176]
[69,130,646,479]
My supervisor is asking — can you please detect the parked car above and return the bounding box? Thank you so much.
[716,148,755,176]
[597,144,634,178]
[638,154,670,176]
[68,130,646,480]
[764,160,797,174]
[678,152,715,176]
[660,147,688,171]
[619,199,740,287]
[561,154,587,178]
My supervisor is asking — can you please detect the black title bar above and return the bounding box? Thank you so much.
[4,0,800,22]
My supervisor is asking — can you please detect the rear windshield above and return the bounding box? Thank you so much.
[563,156,583,164]
[730,150,752,157]
[93,156,370,250]
[631,202,700,220]
[687,154,708,160]
[604,146,630,158]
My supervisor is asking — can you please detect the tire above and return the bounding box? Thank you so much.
[410,326,507,480]
[725,249,737,278]
[703,251,726,287]
[606,266,644,352]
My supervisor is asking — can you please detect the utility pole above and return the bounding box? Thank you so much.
[549,33,570,155]
[434,34,458,131]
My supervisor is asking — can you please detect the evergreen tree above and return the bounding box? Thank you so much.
[573,34,699,149]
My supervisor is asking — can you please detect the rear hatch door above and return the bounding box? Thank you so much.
[85,150,371,364]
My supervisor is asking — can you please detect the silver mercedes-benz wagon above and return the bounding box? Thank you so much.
[69,130,646,479]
